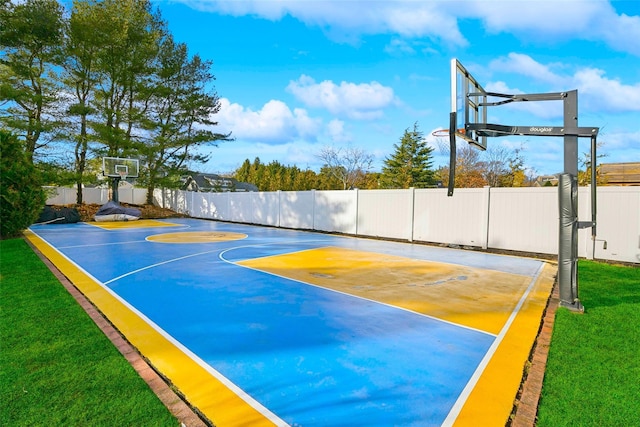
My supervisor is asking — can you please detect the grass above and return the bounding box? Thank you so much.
[0,238,180,426]
[537,260,640,426]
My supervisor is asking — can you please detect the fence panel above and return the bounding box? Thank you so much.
[208,193,229,220]
[248,192,279,226]
[584,186,640,264]
[413,188,488,247]
[487,187,558,254]
[356,189,413,240]
[189,192,211,219]
[280,191,314,229]
[314,190,358,234]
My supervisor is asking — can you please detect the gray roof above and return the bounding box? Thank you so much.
[181,173,258,192]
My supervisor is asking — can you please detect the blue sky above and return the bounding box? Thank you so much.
[152,0,640,176]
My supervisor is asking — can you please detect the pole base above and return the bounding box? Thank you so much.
[560,299,585,313]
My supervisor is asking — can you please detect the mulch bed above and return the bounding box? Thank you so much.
[53,203,186,222]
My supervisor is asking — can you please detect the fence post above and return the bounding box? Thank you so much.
[354,188,359,235]
[409,187,415,242]
[277,190,282,228]
[311,189,316,231]
[481,186,491,249]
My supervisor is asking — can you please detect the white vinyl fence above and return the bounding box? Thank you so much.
[152,186,640,265]
[45,186,147,205]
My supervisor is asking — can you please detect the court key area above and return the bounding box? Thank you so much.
[26,218,555,426]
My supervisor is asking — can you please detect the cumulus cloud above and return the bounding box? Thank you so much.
[464,0,640,55]
[490,53,565,85]
[486,54,640,117]
[216,98,321,144]
[286,74,396,120]
[176,0,467,45]
[176,0,639,55]
[326,119,352,143]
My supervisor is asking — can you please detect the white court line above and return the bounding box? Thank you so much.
[441,262,546,426]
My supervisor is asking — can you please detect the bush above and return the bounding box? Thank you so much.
[0,131,46,238]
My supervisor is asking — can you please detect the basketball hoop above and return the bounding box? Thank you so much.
[431,128,466,138]
[117,170,128,183]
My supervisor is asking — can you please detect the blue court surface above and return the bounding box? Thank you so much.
[27,218,554,426]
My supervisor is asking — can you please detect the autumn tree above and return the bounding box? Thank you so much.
[380,122,435,189]
[577,140,608,185]
[483,145,526,187]
[315,145,374,190]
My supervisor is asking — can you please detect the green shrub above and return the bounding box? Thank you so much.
[0,131,46,238]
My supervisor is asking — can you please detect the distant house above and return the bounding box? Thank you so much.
[600,162,640,186]
[534,175,559,187]
[181,173,258,192]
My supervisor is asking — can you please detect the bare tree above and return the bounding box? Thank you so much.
[316,145,374,190]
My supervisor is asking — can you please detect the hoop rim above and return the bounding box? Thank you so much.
[431,128,466,138]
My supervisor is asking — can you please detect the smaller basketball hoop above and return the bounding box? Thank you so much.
[117,170,128,183]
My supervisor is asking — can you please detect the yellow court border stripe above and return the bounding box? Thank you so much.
[451,262,556,426]
[24,229,282,427]
[88,219,181,230]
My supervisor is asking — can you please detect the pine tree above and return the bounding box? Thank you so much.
[380,122,435,189]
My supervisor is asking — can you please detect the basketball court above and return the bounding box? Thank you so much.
[26,218,554,426]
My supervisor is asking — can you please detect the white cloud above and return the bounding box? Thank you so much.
[177,0,639,55]
[177,0,467,45]
[216,98,321,144]
[466,0,640,55]
[489,53,565,85]
[286,74,396,120]
[326,119,352,143]
[486,54,640,116]
[573,68,640,112]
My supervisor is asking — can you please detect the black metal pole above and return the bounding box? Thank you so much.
[448,112,457,197]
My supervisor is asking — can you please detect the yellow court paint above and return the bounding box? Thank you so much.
[90,219,180,230]
[24,230,276,427]
[238,246,532,335]
[452,262,555,426]
[147,231,248,243]
[239,246,555,426]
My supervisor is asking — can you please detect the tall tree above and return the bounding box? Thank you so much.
[380,122,435,189]
[482,145,526,187]
[90,0,164,158]
[63,0,104,202]
[139,35,231,203]
[0,0,65,162]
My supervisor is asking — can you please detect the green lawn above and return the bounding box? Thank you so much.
[0,238,180,426]
[537,260,640,426]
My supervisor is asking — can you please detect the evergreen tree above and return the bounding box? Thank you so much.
[0,0,65,162]
[380,122,435,189]
[0,130,46,237]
